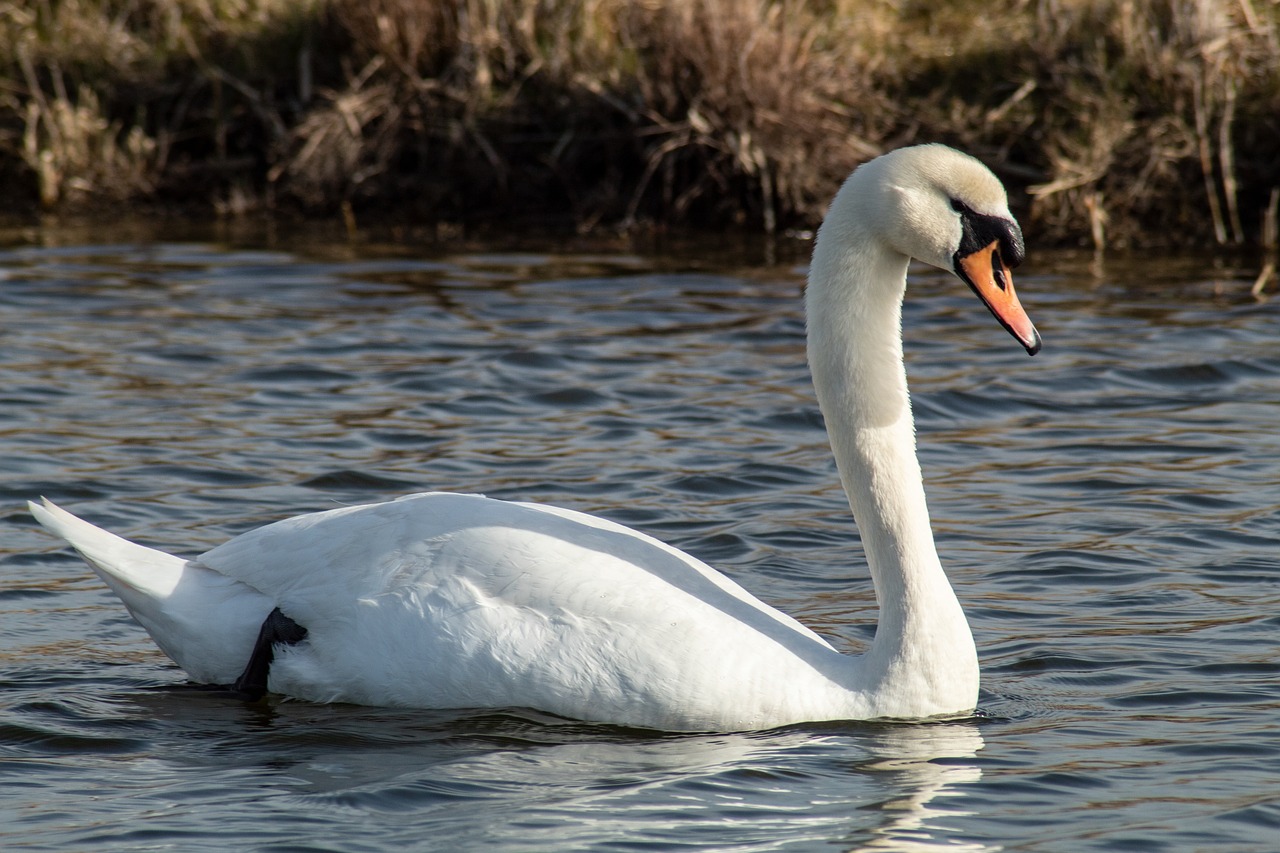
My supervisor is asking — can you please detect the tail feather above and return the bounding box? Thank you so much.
[29,498,272,684]
[28,498,188,602]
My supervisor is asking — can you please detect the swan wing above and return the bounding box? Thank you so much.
[194,492,842,727]
[197,492,831,648]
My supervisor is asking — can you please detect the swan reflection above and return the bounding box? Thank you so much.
[183,703,994,851]
[852,722,994,853]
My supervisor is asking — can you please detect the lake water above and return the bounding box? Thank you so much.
[2,224,1278,851]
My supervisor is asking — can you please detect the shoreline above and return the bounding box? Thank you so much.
[4,1,1278,250]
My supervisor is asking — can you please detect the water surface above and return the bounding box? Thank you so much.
[2,228,1279,850]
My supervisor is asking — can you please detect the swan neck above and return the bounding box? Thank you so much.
[807,244,938,601]
[806,235,976,706]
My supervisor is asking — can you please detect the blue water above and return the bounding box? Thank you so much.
[2,229,1279,850]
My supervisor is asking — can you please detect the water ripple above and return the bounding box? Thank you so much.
[2,239,1279,850]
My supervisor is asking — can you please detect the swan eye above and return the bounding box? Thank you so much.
[950,198,968,214]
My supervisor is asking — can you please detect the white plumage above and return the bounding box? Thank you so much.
[31,144,1040,731]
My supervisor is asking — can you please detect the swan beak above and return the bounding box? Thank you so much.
[956,240,1041,355]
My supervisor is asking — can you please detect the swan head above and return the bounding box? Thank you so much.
[818,143,1041,355]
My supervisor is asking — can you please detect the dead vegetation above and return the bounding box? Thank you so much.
[1015,0,1280,249]
[1,0,1277,247]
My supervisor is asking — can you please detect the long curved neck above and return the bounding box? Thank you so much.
[806,228,977,713]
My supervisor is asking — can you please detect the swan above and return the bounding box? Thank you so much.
[30,143,1039,732]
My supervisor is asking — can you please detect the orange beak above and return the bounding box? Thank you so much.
[956,240,1041,355]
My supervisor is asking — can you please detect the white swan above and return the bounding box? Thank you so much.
[30,144,1039,732]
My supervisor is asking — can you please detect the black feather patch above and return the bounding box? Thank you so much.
[953,201,1024,269]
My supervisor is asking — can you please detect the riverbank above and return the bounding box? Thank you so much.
[4,0,1278,248]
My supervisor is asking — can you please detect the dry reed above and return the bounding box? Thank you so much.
[1,0,1277,248]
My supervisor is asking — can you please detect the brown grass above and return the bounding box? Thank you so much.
[1014,0,1280,249]
[1,0,1277,248]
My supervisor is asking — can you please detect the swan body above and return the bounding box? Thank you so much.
[31,144,1039,732]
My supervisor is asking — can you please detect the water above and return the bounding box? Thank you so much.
[2,226,1279,851]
